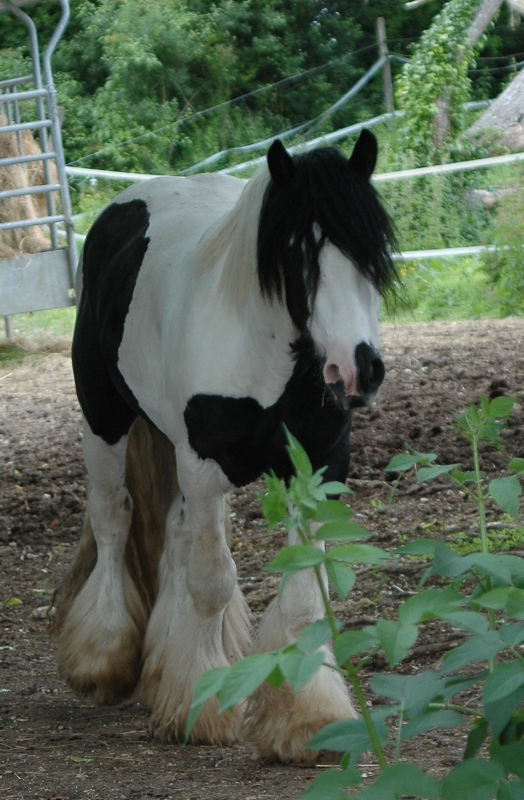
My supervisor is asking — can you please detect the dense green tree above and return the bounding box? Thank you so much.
[56,0,365,170]
[1,0,523,172]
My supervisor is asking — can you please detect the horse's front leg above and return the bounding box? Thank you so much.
[241,524,357,764]
[139,443,251,744]
[56,418,147,704]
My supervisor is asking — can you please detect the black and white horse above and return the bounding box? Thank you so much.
[54,130,397,764]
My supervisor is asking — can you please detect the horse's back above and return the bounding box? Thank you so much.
[110,173,244,235]
[77,173,244,333]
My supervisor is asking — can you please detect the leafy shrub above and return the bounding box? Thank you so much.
[482,167,524,316]
[189,400,524,799]
[395,0,484,165]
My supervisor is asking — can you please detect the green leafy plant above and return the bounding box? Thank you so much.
[395,0,484,165]
[482,166,524,317]
[188,404,524,799]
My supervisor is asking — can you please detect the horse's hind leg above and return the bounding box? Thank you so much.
[56,418,147,704]
[241,526,356,764]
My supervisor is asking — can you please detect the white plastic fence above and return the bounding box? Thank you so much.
[65,148,524,261]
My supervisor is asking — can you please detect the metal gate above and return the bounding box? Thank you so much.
[0,0,77,326]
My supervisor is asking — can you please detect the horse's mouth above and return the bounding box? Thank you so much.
[326,380,369,411]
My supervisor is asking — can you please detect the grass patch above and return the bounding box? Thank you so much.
[454,526,524,554]
[1,307,76,341]
[0,307,75,365]
[385,256,503,323]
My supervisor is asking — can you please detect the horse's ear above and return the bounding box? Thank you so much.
[267,139,295,188]
[347,129,378,181]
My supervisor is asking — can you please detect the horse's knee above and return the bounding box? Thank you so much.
[87,484,133,553]
[187,545,237,617]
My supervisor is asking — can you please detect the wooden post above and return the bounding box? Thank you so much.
[377,17,394,114]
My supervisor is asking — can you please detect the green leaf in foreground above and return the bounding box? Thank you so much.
[308,708,392,761]
[278,649,325,692]
[384,450,437,474]
[285,428,313,478]
[488,475,522,516]
[439,758,507,800]
[371,670,443,718]
[301,765,362,800]
[266,545,325,573]
[417,463,460,483]
[185,667,230,739]
[260,471,288,529]
[488,396,516,419]
[398,586,464,625]
[441,632,505,675]
[334,628,380,663]
[401,709,466,742]
[315,520,373,542]
[296,619,333,653]
[509,458,524,476]
[354,762,439,799]
[327,543,391,566]
[375,620,418,668]
[325,559,356,600]
[483,662,524,706]
[217,653,280,711]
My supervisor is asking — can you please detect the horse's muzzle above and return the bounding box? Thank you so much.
[326,342,385,411]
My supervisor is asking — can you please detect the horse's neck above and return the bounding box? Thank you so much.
[197,167,270,315]
[193,168,297,400]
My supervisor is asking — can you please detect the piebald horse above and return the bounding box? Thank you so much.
[54,130,397,764]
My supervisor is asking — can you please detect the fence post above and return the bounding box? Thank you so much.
[376,17,394,114]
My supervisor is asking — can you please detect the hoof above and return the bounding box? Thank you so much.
[241,666,356,764]
[56,569,146,706]
[148,695,241,746]
[57,627,143,705]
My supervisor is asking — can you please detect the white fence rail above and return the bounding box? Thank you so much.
[64,149,524,261]
[65,149,524,184]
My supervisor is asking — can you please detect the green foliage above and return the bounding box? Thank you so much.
[49,0,363,172]
[483,166,524,317]
[0,307,75,348]
[395,0,486,165]
[187,403,524,798]
[384,257,498,323]
[455,527,524,556]
[1,0,524,175]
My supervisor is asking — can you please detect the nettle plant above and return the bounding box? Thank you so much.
[188,397,524,799]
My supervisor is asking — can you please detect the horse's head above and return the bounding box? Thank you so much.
[257,130,397,409]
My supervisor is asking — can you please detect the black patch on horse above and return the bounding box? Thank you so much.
[72,199,151,444]
[184,335,352,487]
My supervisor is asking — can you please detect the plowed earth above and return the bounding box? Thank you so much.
[1,319,523,799]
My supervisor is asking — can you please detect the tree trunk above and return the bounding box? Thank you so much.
[466,0,503,46]
[468,68,524,150]
[432,0,504,150]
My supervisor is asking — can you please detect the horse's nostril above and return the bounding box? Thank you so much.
[324,362,341,385]
[355,342,384,396]
[371,356,386,389]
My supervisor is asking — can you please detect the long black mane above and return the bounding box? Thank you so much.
[257,144,398,331]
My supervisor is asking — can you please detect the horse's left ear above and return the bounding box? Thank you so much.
[347,129,378,181]
[267,139,295,188]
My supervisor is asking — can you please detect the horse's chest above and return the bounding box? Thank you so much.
[184,394,285,487]
[183,352,352,488]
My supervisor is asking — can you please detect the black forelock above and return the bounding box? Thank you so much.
[257,145,398,331]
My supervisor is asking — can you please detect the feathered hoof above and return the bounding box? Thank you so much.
[57,628,143,706]
[148,695,241,746]
[240,668,357,765]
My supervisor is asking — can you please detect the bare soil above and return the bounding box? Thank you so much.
[1,319,523,800]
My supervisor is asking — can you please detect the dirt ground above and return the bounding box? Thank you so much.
[1,318,523,800]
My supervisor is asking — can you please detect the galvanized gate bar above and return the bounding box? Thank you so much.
[0,0,77,324]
